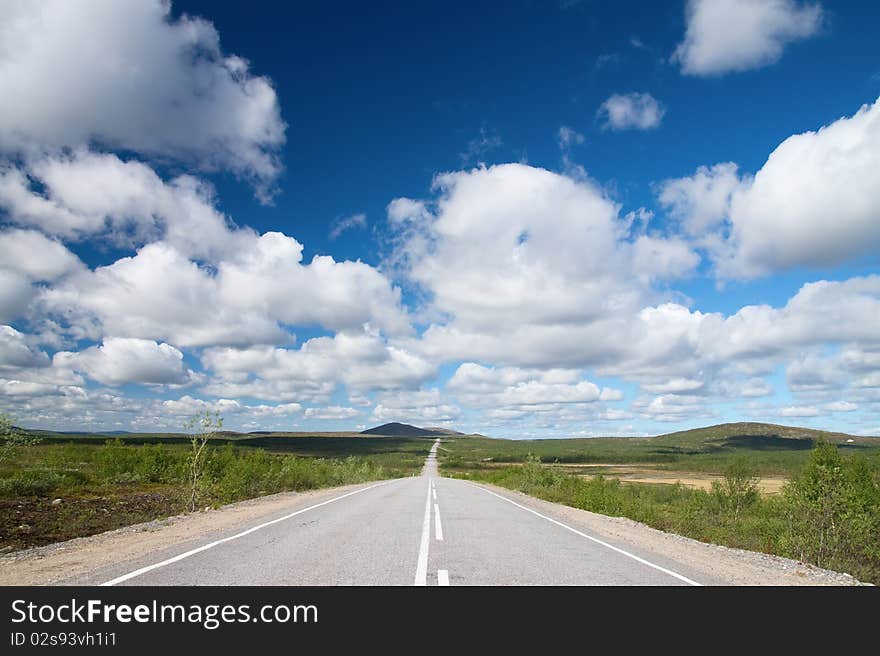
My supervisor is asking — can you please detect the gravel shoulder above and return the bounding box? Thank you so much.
[0,480,396,586]
[475,481,862,586]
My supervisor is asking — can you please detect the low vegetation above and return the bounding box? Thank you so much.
[0,415,429,552]
[443,441,880,584]
[440,423,876,476]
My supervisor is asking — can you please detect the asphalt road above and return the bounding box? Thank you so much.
[82,440,714,586]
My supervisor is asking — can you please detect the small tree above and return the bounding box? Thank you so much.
[711,456,760,522]
[184,411,223,512]
[782,441,846,569]
[781,442,880,581]
[0,413,40,465]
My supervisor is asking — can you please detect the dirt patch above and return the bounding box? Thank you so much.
[0,493,180,553]
[550,463,787,494]
[617,473,786,494]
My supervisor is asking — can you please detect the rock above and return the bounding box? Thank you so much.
[0,545,13,554]
[51,498,62,506]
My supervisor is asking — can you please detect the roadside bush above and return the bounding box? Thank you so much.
[520,453,558,489]
[170,445,394,507]
[133,443,183,483]
[45,442,93,469]
[780,443,880,582]
[710,457,760,522]
[0,468,87,496]
[334,455,384,485]
[88,440,182,484]
[207,445,281,504]
[94,439,144,480]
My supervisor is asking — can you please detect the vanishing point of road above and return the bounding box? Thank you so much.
[76,440,715,586]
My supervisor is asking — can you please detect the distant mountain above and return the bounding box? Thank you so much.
[361,422,453,437]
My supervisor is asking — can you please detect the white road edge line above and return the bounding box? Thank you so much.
[101,479,399,586]
[438,569,450,586]
[414,478,433,586]
[469,483,702,586]
[434,503,443,541]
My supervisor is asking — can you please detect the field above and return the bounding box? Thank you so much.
[440,422,876,473]
[439,423,880,583]
[0,433,431,552]
[544,464,788,494]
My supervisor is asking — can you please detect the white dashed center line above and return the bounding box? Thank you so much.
[414,478,433,586]
[434,503,443,541]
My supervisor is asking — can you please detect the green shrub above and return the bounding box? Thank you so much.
[206,445,280,504]
[710,457,760,522]
[87,440,182,485]
[780,443,880,581]
[0,469,85,496]
[133,444,183,483]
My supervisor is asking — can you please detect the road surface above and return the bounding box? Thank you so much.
[63,440,721,586]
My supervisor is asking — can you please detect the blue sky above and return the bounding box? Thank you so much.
[0,0,879,437]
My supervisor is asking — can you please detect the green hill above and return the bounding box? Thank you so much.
[652,422,875,450]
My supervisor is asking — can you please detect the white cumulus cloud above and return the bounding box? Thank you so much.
[673,0,823,76]
[329,213,367,240]
[0,0,285,200]
[54,338,194,386]
[659,98,880,279]
[371,389,460,425]
[0,325,49,369]
[201,330,435,402]
[304,406,360,420]
[779,405,821,418]
[448,363,603,407]
[597,93,665,131]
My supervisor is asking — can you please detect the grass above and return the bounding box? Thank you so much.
[0,436,430,551]
[440,432,880,584]
[440,422,878,477]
